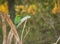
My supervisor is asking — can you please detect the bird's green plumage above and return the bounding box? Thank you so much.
[14,15,21,26]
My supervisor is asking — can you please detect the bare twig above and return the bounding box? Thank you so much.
[0,13,21,44]
[54,36,60,44]
[23,27,30,43]
[7,30,13,44]
[0,13,7,44]
[21,20,27,44]
[7,16,31,44]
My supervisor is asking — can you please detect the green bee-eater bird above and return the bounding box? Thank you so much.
[14,15,21,26]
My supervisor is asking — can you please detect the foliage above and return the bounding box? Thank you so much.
[15,4,37,15]
[0,0,60,44]
[0,2,8,14]
[52,2,58,14]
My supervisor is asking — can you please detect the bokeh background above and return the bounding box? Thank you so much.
[0,0,60,44]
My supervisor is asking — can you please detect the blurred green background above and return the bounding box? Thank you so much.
[0,0,60,44]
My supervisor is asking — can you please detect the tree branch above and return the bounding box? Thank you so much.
[0,13,21,44]
[21,20,27,44]
[7,15,31,44]
[0,13,7,44]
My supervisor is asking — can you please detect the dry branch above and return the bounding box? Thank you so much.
[23,27,30,41]
[0,12,21,44]
[7,16,31,44]
[21,20,27,44]
[54,36,60,44]
[0,13,7,44]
